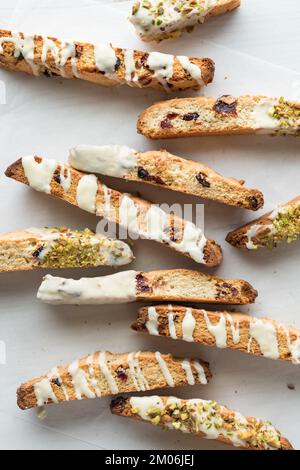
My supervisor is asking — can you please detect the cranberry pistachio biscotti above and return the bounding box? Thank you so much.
[69,145,264,211]
[130,0,241,42]
[0,29,214,92]
[0,227,133,272]
[137,95,300,139]
[17,351,211,410]
[37,269,257,305]
[226,196,300,250]
[5,156,222,267]
[111,396,293,450]
[133,305,300,364]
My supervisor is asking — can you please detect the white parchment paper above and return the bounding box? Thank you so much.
[0,0,299,450]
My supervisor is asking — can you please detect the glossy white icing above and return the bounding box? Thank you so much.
[76,174,98,213]
[155,351,174,387]
[94,44,118,80]
[182,308,195,342]
[146,307,159,336]
[69,145,137,178]
[22,156,57,194]
[98,351,119,394]
[181,359,195,385]
[68,360,96,400]
[147,52,174,90]
[130,396,163,420]
[37,270,137,305]
[204,312,227,348]
[249,319,279,360]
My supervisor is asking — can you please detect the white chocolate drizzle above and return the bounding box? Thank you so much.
[127,352,149,392]
[37,271,137,305]
[204,311,227,348]
[167,306,177,340]
[283,327,300,365]
[182,308,195,342]
[147,52,174,91]
[98,351,119,394]
[249,319,279,360]
[22,156,56,194]
[177,56,203,86]
[94,44,118,80]
[130,396,163,420]
[34,378,58,407]
[155,351,174,387]
[59,164,72,192]
[146,307,159,336]
[68,360,96,400]
[226,313,240,345]
[76,174,98,213]
[193,360,208,384]
[86,354,102,397]
[181,359,195,385]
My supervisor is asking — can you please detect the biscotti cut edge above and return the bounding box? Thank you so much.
[110,396,294,451]
[5,157,223,267]
[133,305,300,364]
[0,29,214,92]
[16,351,211,410]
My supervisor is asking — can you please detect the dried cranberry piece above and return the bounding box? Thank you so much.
[249,197,259,210]
[115,58,121,71]
[137,167,165,185]
[196,172,210,188]
[136,274,152,293]
[51,378,62,387]
[182,112,199,121]
[54,172,61,185]
[116,367,128,382]
[213,95,238,116]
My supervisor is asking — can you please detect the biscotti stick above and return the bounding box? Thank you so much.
[0,227,133,272]
[37,269,257,305]
[133,305,300,365]
[111,396,293,450]
[0,29,214,92]
[17,351,211,410]
[137,95,300,139]
[69,145,264,211]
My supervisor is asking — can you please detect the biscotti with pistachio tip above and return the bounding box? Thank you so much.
[130,0,241,43]
[37,269,257,305]
[226,196,300,250]
[69,145,264,211]
[0,29,214,92]
[133,305,300,365]
[0,227,134,272]
[5,156,222,267]
[137,95,300,139]
[110,396,293,450]
[16,350,211,410]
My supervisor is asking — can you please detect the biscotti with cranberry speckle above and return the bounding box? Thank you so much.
[37,269,258,305]
[17,350,212,410]
[69,145,264,211]
[0,29,214,92]
[137,95,300,139]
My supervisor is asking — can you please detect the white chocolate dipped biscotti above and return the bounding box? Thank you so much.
[0,29,214,92]
[17,351,211,410]
[137,95,300,139]
[133,305,300,365]
[5,156,222,267]
[110,396,293,450]
[226,196,300,250]
[130,0,240,42]
[0,227,133,272]
[37,269,257,305]
[69,145,264,211]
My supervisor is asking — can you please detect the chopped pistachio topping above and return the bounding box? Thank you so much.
[131,0,217,41]
[37,227,129,268]
[140,398,282,450]
[270,97,300,134]
[248,204,300,249]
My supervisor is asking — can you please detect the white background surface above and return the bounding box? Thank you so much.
[0,0,300,451]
